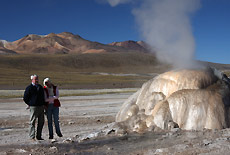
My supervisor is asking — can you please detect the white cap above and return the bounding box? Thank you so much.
[31,74,38,80]
[43,78,50,86]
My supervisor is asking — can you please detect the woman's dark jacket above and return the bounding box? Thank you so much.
[23,84,45,106]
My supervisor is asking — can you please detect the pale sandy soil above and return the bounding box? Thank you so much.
[0,90,132,143]
[1,89,230,155]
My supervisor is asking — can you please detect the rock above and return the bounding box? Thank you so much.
[51,139,57,143]
[155,148,169,153]
[168,121,179,130]
[75,135,79,138]
[203,139,212,146]
[165,132,174,137]
[171,128,181,132]
[15,149,27,153]
[115,128,127,136]
[222,129,230,137]
[63,138,74,143]
[185,132,198,139]
[174,144,189,150]
[106,129,115,135]
[68,121,74,125]
[216,137,228,142]
[77,132,101,142]
[49,146,57,151]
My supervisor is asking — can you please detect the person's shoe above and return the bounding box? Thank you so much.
[30,138,36,141]
[49,136,53,139]
[57,133,63,137]
[36,137,44,140]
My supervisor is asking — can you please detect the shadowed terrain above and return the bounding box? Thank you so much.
[1,52,230,90]
[0,52,170,90]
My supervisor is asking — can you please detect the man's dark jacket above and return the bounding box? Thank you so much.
[23,84,45,106]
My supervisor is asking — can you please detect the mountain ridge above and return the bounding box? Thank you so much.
[1,32,152,54]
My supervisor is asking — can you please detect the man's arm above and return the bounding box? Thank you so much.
[23,86,30,106]
[40,86,46,105]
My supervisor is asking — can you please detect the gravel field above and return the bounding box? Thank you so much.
[1,89,230,154]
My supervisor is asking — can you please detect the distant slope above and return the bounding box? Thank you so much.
[0,52,229,89]
[108,40,151,53]
[0,47,17,54]
[0,52,168,89]
[2,32,151,54]
[0,40,17,54]
[198,60,230,71]
[0,52,161,72]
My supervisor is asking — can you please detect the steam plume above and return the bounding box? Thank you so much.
[104,0,201,68]
[106,0,132,7]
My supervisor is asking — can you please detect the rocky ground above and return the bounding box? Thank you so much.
[1,89,230,155]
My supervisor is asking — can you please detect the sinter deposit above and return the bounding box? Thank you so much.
[116,67,230,133]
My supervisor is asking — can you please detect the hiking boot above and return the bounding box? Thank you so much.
[57,133,63,137]
[36,137,44,140]
[49,136,53,139]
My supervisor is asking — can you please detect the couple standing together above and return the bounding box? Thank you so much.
[23,75,63,140]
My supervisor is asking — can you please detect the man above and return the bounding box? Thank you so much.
[23,75,45,140]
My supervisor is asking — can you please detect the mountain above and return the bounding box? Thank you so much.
[2,32,151,54]
[0,47,17,54]
[0,40,17,54]
[108,40,151,53]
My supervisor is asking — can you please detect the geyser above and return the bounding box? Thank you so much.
[103,0,201,68]
[115,67,230,133]
[133,0,201,68]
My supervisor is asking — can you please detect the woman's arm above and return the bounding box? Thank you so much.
[54,87,59,99]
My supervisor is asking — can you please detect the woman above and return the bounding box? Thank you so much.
[43,78,63,139]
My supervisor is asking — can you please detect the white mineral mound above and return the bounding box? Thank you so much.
[116,68,230,133]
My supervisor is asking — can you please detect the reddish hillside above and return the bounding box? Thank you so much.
[109,40,151,53]
[3,32,151,54]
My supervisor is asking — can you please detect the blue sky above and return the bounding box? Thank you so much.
[0,0,229,64]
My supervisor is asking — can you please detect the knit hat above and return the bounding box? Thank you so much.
[43,78,50,86]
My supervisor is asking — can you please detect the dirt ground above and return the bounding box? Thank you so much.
[1,89,230,155]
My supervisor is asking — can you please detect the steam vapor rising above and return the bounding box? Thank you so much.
[106,0,132,7]
[106,0,201,68]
